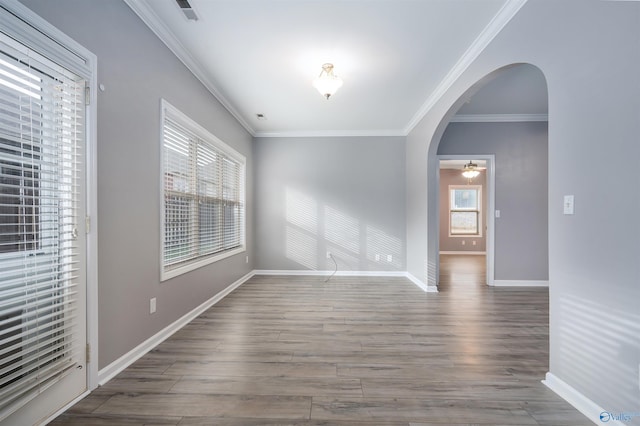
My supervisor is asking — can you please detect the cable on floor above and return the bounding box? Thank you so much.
[325,253,337,282]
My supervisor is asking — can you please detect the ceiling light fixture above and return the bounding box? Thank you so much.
[462,161,480,179]
[312,63,343,100]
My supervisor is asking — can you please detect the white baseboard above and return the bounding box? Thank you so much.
[439,251,486,255]
[97,271,254,386]
[405,272,438,293]
[253,269,406,277]
[253,269,439,293]
[492,279,548,287]
[542,372,618,425]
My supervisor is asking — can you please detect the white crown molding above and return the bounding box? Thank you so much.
[125,0,529,139]
[254,129,405,138]
[403,0,529,135]
[451,113,548,122]
[123,0,256,136]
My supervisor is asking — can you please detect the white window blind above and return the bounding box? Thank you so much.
[161,101,245,280]
[0,37,84,418]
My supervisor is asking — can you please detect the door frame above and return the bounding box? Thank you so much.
[436,154,495,286]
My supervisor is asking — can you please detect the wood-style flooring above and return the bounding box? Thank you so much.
[51,255,589,425]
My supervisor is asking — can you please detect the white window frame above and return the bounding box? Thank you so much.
[448,185,482,237]
[160,99,246,281]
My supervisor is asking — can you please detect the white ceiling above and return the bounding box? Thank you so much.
[125,0,539,137]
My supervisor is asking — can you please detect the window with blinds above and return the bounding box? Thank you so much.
[161,100,245,280]
[449,186,482,236]
[0,37,84,417]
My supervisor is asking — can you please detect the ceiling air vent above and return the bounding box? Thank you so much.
[175,0,198,21]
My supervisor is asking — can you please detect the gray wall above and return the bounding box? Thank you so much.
[20,0,254,369]
[438,169,487,253]
[407,0,640,417]
[438,122,548,280]
[254,136,406,272]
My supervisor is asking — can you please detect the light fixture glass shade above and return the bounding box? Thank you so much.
[313,63,343,99]
[462,169,480,179]
[462,161,480,179]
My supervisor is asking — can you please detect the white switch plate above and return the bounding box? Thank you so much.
[563,195,575,215]
[495,210,501,218]
[150,297,156,314]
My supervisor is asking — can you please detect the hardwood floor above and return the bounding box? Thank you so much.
[51,255,589,425]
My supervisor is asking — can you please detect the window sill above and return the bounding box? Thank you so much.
[161,246,246,282]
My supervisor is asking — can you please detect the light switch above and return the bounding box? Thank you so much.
[563,195,575,215]
[495,210,501,218]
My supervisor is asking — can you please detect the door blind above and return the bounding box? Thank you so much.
[0,37,84,418]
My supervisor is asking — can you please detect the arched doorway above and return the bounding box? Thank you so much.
[427,63,549,289]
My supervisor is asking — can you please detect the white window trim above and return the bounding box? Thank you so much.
[160,99,246,281]
[448,185,483,238]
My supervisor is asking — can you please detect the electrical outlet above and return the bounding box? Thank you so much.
[326,251,331,259]
[472,241,476,246]
[387,254,392,262]
[461,240,465,245]
[150,297,156,314]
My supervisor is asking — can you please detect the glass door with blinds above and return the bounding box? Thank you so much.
[0,33,87,424]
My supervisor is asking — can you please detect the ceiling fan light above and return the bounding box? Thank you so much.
[312,63,343,99]
[462,169,480,179]
[462,161,480,179]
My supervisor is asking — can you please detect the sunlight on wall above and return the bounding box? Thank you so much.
[426,259,438,286]
[324,205,360,255]
[557,293,640,412]
[285,226,317,270]
[284,186,403,271]
[285,188,317,233]
[366,225,402,270]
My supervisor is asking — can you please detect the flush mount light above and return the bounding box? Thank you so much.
[312,63,343,100]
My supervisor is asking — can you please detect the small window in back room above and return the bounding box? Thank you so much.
[449,185,481,236]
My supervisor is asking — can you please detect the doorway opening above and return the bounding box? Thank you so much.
[437,156,495,288]
[429,63,549,290]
